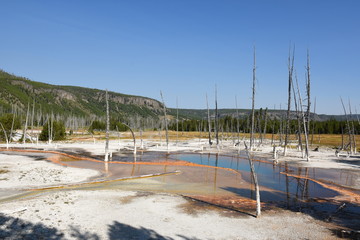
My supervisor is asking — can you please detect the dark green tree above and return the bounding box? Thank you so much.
[0,114,21,141]
[88,119,128,133]
[39,121,66,141]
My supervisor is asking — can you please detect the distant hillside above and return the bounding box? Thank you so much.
[0,70,163,118]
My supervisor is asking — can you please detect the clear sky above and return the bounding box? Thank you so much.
[0,0,359,115]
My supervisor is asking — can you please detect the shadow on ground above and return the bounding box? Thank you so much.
[222,186,360,238]
[108,221,199,240]
[0,214,197,240]
[0,213,64,239]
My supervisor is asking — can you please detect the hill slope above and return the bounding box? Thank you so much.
[0,70,163,118]
[1,70,357,122]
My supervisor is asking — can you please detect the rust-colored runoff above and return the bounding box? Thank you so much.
[280,171,360,204]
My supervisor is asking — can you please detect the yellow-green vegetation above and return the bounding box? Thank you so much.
[65,130,359,150]
[308,134,360,148]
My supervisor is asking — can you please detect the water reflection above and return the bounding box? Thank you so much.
[104,162,109,174]
[214,154,218,193]
[5,150,358,206]
[53,151,360,205]
[173,153,341,202]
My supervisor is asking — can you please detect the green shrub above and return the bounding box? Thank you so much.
[0,114,21,140]
[39,121,66,141]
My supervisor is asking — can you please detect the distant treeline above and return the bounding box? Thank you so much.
[1,112,359,141]
[168,115,360,135]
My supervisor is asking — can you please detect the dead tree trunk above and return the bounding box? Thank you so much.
[258,109,263,144]
[206,94,212,147]
[235,96,240,152]
[199,120,203,143]
[284,46,295,155]
[250,46,256,151]
[215,85,219,148]
[306,49,311,139]
[9,110,16,144]
[23,102,30,144]
[279,104,284,145]
[295,75,310,161]
[51,113,55,142]
[271,117,275,146]
[160,91,169,152]
[348,100,357,154]
[341,125,345,150]
[340,97,353,154]
[47,114,51,144]
[176,97,179,146]
[262,108,268,144]
[0,122,9,149]
[104,89,110,162]
[244,142,261,217]
[140,128,143,149]
[31,98,35,138]
[311,97,316,145]
[115,125,121,150]
[291,74,303,152]
[122,122,136,155]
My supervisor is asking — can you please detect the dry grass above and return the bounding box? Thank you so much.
[0,169,9,174]
[60,130,360,150]
[309,134,360,148]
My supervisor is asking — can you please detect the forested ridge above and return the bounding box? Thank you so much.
[0,70,163,118]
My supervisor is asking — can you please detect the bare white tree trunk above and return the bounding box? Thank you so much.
[279,103,284,146]
[340,97,353,154]
[23,102,30,144]
[311,97,317,145]
[9,109,16,144]
[160,91,169,152]
[47,114,51,144]
[262,108,268,145]
[250,46,256,151]
[140,128,144,149]
[31,98,35,141]
[348,100,357,154]
[284,46,295,156]
[295,75,310,161]
[0,122,9,149]
[176,97,179,146]
[206,94,212,147]
[115,125,121,151]
[306,49,311,140]
[235,95,240,153]
[104,89,110,162]
[215,85,219,149]
[123,122,136,156]
[291,75,303,153]
[244,142,261,217]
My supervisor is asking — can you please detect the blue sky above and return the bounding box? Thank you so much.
[0,0,359,115]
